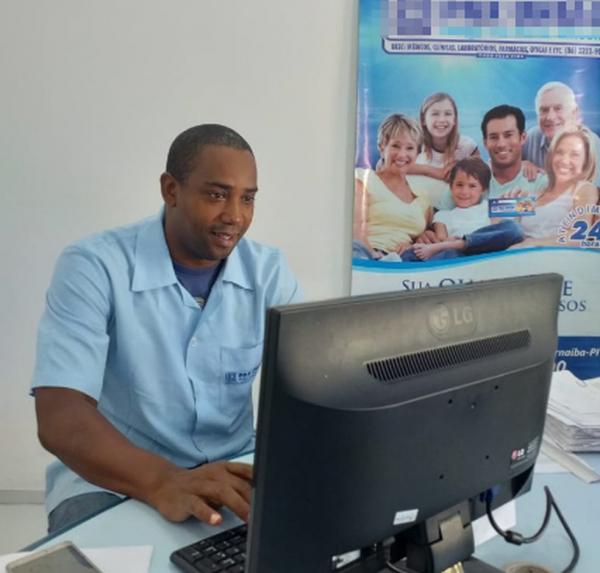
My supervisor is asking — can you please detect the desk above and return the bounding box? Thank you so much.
[29,455,600,573]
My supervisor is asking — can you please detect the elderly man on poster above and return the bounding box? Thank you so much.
[522,81,600,187]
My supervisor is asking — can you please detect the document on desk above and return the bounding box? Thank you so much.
[0,545,153,573]
[545,370,600,453]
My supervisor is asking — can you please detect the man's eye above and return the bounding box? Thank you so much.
[209,191,226,200]
[243,194,256,204]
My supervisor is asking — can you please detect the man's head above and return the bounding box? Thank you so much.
[448,158,491,208]
[160,124,257,268]
[535,82,580,141]
[481,105,527,171]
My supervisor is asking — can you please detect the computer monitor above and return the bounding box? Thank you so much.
[246,273,562,573]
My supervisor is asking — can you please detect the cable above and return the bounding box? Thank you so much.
[485,485,580,573]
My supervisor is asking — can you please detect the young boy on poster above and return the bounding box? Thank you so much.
[402,158,523,261]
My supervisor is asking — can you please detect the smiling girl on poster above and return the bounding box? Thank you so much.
[405,92,478,209]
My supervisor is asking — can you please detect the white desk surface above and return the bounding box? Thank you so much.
[31,455,600,573]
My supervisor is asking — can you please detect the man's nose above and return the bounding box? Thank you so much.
[221,199,242,224]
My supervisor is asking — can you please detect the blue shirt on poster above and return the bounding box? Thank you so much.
[31,211,301,514]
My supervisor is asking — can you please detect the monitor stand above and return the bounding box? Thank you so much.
[387,502,504,573]
[337,502,504,573]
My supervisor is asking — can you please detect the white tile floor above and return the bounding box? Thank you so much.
[0,504,47,555]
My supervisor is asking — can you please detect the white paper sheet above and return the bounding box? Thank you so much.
[0,545,153,573]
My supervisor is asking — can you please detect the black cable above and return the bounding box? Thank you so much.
[485,485,580,573]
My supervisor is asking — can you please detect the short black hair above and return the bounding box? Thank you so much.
[166,124,253,182]
[481,105,526,138]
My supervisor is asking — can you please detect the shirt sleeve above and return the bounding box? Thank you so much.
[31,245,113,400]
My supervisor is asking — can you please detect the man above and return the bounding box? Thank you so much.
[522,81,600,186]
[32,124,301,533]
[481,104,547,199]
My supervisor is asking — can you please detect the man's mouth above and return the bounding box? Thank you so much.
[211,231,237,248]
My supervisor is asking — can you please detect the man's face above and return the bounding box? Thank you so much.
[484,115,526,170]
[537,89,579,140]
[162,145,257,267]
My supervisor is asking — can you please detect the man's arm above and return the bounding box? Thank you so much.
[35,387,253,525]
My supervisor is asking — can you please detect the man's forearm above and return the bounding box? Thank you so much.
[35,388,177,504]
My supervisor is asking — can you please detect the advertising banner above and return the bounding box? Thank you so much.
[352,1,600,380]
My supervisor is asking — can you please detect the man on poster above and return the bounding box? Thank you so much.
[481,105,547,199]
[522,81,600,187]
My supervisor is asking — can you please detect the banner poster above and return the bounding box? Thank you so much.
[352,0,600,380]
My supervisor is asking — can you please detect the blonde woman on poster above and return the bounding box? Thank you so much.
[353,114,432,260]
[517,126,598,246]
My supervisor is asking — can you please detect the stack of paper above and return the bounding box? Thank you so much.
[545,371,600,452]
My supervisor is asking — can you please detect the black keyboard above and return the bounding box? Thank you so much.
[170,524,248,573]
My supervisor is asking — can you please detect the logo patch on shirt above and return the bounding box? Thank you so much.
[225,366,259,384]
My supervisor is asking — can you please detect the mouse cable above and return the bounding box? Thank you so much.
[485,485,580,573]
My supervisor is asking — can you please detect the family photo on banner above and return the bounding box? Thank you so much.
[351,1,600,381]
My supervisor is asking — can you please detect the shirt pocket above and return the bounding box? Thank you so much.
[220,344,262,420]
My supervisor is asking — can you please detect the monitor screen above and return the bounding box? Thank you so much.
[246,273,562,573]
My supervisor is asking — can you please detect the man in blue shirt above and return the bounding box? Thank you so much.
[481,105,547,199]
[32,124,301,532]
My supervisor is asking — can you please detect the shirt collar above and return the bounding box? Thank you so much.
[132,211,177,292]
[220,238,254,291]
[131,210,254,292]
[540,130,550,151]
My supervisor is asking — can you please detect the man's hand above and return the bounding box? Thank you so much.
[499,187,528,199]
[35,387,254,528]
[148,461,254,525]
[521,160,543,182]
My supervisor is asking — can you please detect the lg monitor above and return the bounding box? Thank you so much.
[173,273,562,573]
[249,273,561,573]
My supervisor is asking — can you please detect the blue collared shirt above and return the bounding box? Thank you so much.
[522,125,600,187]
[32,212,301,514]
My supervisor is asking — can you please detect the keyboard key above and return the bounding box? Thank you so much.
[171,524,249,573]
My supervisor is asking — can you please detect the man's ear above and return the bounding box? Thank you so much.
[160,172,179,207]
[519,130,527,145]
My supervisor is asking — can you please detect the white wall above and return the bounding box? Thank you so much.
[0,1,357,492]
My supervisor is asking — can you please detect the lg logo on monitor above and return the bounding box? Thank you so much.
[428,299,475,338]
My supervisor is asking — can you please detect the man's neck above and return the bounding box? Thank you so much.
[492,162,521,185]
